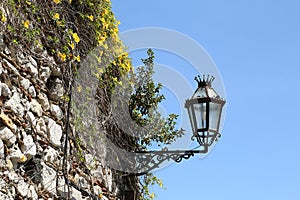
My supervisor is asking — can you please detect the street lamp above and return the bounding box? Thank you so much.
[64,73,226,199]
[134,75,226,175]
[185,75,226,152]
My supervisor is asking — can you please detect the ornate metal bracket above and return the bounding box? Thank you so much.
[128,132,222,176]
[129,147,208,176]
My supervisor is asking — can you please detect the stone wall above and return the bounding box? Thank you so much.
[0,26,124,200]
[0,0,143,198]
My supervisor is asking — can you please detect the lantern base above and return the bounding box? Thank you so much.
[193,132,221,147]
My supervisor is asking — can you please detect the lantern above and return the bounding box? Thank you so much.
[185,75,226,150]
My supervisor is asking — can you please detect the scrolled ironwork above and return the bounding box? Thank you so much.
[129,148,206,176]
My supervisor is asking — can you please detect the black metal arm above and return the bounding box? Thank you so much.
[128,147,208,176]
[128,132,221,176]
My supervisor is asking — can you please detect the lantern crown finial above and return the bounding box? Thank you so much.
[194,75,215,87]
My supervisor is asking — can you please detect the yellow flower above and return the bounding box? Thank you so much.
[98,68,103,74]
[103,23,109,30]
[97,36,106,45]
[149,192,155,199]
[56,20,64,27]
[72,33,80,43]
[57,52,66,61]
[120,63,131,72]
[113,28,118,33]
[53,13,60,20]
[74,55,80,62]
[112,77,118,83]
[87,15,94,21]
[99,194,103,198]
[103,9,109,15]
[93,72,100,79]
[23,20,30,29]
[77,85,82,93]
[100,17,105,23]
[19,155,27,163]
[69,0,72,3]
[53,0,61,4]
[122,52,129,57]
[69,43,75,50]
[102,43,108,49]
[158,181,163,188]
[1,14,7,22]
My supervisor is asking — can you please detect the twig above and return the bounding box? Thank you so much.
[0,51,21,70]
[62,72,72,200]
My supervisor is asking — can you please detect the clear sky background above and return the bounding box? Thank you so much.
[110,1,300,199]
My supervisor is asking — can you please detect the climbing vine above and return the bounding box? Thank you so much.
[0,0,183,199]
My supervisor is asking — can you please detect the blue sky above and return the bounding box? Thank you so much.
[111,0,300,199]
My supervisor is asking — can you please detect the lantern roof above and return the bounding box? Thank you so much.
[191,75,220,99]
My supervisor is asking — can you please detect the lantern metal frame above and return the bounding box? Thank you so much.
[129,75,226,176]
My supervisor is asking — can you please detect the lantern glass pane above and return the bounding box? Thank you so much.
[209,102,221,131]
[207,87,218,98]
[188,106,196,133]
[192,88,207,98]
[193,103,207,130]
